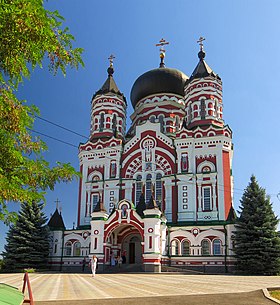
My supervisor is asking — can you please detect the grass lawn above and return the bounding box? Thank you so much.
[270,290,280,300]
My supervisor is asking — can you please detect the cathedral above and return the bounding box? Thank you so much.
[48,38,236,273]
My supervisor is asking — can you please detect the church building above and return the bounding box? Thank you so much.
[48,38,236,273]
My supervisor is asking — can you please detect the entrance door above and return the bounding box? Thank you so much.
[129,242,135,263]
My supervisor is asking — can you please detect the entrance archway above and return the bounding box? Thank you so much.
[104,224,143,265]
[122,234,142,264]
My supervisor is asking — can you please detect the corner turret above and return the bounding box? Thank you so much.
[184,37,224,129]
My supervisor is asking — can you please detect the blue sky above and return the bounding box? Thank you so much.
[1,0,280,253]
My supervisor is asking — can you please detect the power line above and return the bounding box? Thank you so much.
[25,116,280,199]
[27,128,78,148]
[32,114,88,139]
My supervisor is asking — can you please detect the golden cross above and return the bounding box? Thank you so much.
[108,54,115,67]
[156,38,169,54]
[197,36,205,51]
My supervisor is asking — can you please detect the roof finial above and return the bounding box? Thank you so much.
[108,54,115,67]
[197,36,206,61]
[54,198,60,210]
[107,54,115,76]
[156,38,169,68]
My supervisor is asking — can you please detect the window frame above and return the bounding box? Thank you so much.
[171,239,179,256]
[181,239,190,256]
[64,242,72,256]
[213,239,222,255]
[201,239,210,255]
[202,186,212,211]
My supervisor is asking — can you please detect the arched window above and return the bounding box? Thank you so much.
[92,194,99,211]
[158,115,164,132]
[150,116,156,123]
[110,160,116,178]
[213,239,222,255]
[73,242,81,256]
[182,240,190,256]
[64,242,72,256]
[99,113,104,130]
[202,187,212,211]
[181,154,188,172]
[112,114,117,131]
[92,175,100,182]
[118,119,122,132]
[201,239,210,255]
[145,174,152,204]
[135,175,142,205]
[171,240,179,255]
[155,173,162,208]
[175,116,180,132]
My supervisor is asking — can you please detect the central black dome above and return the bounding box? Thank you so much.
[130,67,189,108]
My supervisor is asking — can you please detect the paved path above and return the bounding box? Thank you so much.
[0,273,279,303]
[36,291,276,305]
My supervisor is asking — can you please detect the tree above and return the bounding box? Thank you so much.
[2,201,50,271]
[0,0,84,222]
[234,175,280,275]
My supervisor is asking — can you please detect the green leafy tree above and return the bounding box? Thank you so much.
[2,201,50,271]
[0,0,84,222]
[234,175,280,275]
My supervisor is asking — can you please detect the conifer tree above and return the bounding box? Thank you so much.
[2,201,49,271]
[234,175,280,275]
[136,193,146,218]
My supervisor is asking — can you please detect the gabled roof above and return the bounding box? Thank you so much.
[188,50,221,82]
[47,209,65,230]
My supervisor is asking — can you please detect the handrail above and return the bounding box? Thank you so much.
[22,273,34,305]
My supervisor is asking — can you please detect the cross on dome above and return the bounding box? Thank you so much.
[108,54,115,67]
[107,54,115,76]
[156,38,169,68]
[197,36,205,51]
[197,36,206,61]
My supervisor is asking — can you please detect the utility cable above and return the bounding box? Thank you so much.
[27,128,78,148]
[34,115,88,139]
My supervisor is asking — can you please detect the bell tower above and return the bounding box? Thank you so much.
[90,55,127,141]
[77,56,127,227]
[184,37,224,130]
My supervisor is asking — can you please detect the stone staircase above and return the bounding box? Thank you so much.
[161,265,204,274]
[103,263,143,273]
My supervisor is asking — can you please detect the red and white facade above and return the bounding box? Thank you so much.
[48,43,236,273]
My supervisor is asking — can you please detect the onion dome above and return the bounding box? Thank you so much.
[130,67,188,108]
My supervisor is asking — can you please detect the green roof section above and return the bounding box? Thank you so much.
[0,284,24,305]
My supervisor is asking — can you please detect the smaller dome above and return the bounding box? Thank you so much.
[130,67,188,108]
